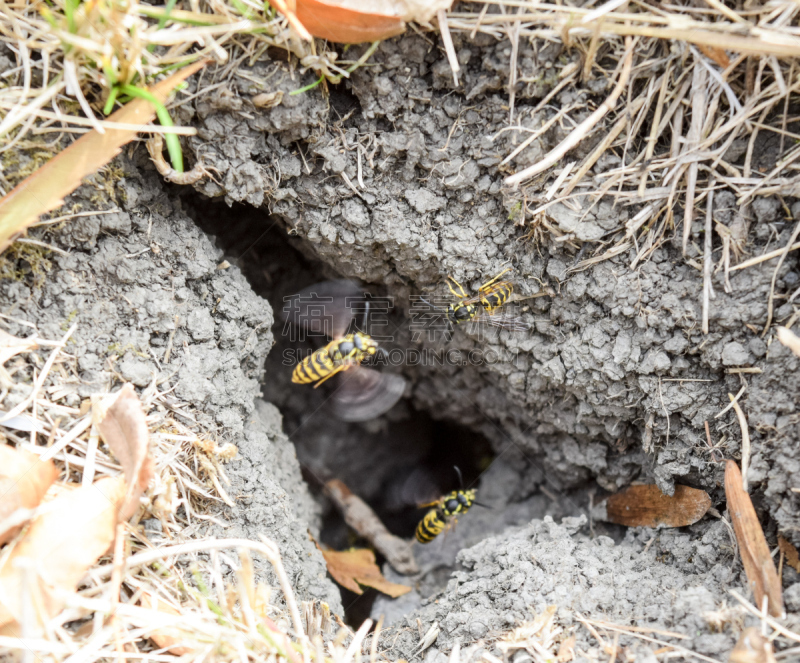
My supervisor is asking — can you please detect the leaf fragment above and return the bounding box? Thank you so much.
[778,535,800,573]
[269,0,451,43]
[94,384,153,520]
[729,627,776,663]
[696,44,731,68]
[0,61,206,255]
[320,548,411,597]
[724,460,783,618]
[596,484,711,528]
[0,445,58,545]
[0,476,126,629]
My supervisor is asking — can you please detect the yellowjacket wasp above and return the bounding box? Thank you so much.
[283,280,406,422]
[415,468,488,544]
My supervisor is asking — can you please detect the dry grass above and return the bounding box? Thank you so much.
[3,1,800,661]
[442,0,800,284]
[0,320,383,663]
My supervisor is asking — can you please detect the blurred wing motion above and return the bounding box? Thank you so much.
[331,367,406,422]
[282,279,364,338]
[470,311,531,332]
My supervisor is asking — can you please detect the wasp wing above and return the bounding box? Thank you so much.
[330,367,406,422]
[282,279,365,339]
[466,311,531,334]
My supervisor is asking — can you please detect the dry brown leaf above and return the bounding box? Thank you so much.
[0,445,58,545]
[0,61,206,255]
[597,484,711,528]
[778,535,800,573]
[776,327,800,358]
[0,476,126,629]
[321,548,411,597]
[725,461,783,618]
[697,44,731,68]
[271,0,451,43]
[94,384,153,520]
[140,590,195,655]
[729,627,776,663]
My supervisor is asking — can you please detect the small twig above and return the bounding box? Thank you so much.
[702,176,715,334]
[731,240,800,272]
[325,479,418,574]
[715,382,746,419]
[704,421,721,463]
[438,9,460,87]
[729,395,751,493]
[762,218,800,336]
[683,62,708,254]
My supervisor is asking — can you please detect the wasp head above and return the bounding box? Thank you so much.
[354,332,379,355]
[448,302,476,325]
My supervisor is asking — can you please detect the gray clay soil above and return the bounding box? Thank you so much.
[4,27,800,662]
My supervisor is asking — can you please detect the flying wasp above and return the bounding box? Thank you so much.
[420,267,529,334]
[283,280,406,422]
[415,468,487,544]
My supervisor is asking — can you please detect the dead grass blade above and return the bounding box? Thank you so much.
[505,37,633,187]
[0,61,206,255]
[724,461,783,618]
[0,446,58,545]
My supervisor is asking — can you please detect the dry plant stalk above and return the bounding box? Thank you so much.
[326,478,418,574]
[724,460,783,618]
[0,61,206,254]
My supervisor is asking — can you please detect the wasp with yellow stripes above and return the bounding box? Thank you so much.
[446,267,514,326]
[420,268,528,334]
[292,331,380,387]
[283,280,406,422]
[415,468,487,544]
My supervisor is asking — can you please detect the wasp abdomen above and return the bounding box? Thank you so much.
[415,508,447,543]
[292,346,336,384]
[415,489,477,544]
[480,282,513,313]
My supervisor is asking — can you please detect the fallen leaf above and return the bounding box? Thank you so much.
[595,484,711,528]
[777,326,800,358]
[0,61,206,255]
[321,548,411,597]
[778,535,800,573]
[140,590,195,655]
[0,445,58,545]
[697,44,730,68]
[0,476,126,629]
[270,0,451,43]
[729,627,776,663]
[725,461,783,618]
[94,384,153,520]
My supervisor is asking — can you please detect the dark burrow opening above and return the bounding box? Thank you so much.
[188,195,504,623]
